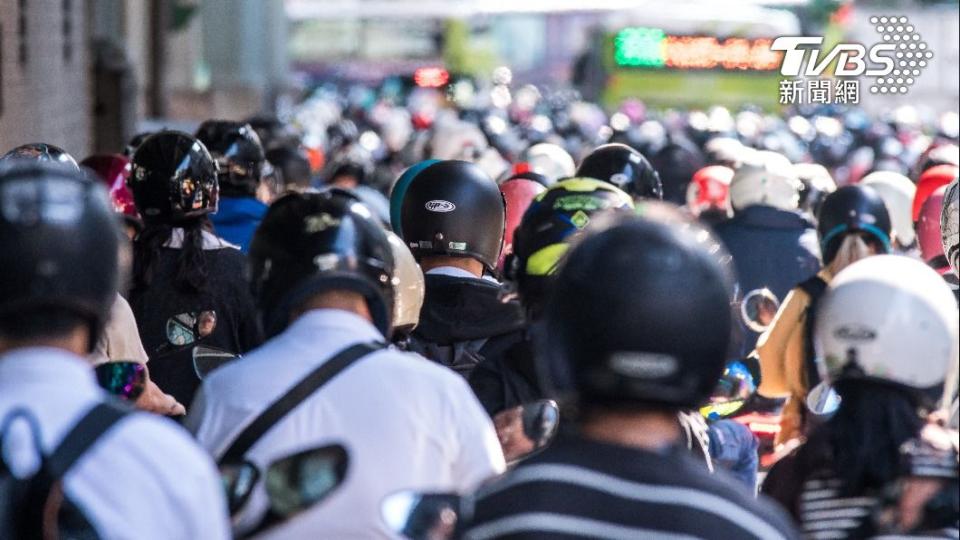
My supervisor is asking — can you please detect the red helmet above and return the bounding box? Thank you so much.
[917,185,949,273]
[80,154,142,226]
[913,164,958,222]
[498,178,546,272]
[686,165,734,217]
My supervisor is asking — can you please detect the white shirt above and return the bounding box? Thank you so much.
[0,347,230,540]
[188,309,506,539]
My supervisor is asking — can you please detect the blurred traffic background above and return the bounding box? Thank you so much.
[0,0,957,163]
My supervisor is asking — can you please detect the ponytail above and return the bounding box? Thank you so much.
[827,234,873,276]
[132,220,210,295]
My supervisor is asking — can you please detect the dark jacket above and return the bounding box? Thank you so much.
[713,205,821,354]
[469,325,541,416]
[128,246,262,406]
[409,274,525,383]
[209,196,268,253]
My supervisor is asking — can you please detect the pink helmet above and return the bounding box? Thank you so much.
[80,154,142,227]
[917,184,949,274]
[498,178,546,272]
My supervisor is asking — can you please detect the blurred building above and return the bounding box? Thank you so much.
[0,0,288,157]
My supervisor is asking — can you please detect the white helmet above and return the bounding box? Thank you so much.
[942,179,959,276]
[428,120,488,161]
[521,143,576,184]
[729,154,802,211]
[386,231,424,336]
[816,255,959,393]
[860,171,917,246]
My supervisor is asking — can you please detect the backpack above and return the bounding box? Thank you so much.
[1,402,128,540]
[406,336,490,378]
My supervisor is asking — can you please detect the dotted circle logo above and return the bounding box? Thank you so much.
[869,16,932,95]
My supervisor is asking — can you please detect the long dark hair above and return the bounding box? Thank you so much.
[811,379,924,495]
[132,219,211,294]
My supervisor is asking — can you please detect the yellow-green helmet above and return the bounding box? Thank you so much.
[508,177,634,313]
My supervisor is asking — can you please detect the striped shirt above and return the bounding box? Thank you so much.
[763,441,959,539]
[466,434,799,539]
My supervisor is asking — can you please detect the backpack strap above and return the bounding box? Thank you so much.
[797,275,828,393]
[45,402,129,480]
[218,342,383,465]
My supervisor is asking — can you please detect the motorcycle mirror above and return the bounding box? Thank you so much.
[221,462,260,516]
[381,491,462,540]
[521,399,560,450]
[192,345,239,380]
[740,288,779,333]
[165,310,218,347]
[806,381,841,416]
[94,361,147,401]
[264,444,349,519]
[493,399,560,464]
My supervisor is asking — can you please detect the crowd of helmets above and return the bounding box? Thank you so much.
[0,81,959,540]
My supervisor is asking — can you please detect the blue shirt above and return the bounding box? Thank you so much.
[209,196,268,253]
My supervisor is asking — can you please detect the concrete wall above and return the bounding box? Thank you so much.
[0,0,91,157]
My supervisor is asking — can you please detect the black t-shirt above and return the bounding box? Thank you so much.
[467,433,800,540]
[128,246,262,406]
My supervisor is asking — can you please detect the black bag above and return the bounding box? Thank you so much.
[797,275,828,391]
[405,337,489,379]
[1,402,129,540]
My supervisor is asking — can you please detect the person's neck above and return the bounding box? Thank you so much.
[0,328,90,357]
[290,290,373,325]
[579,409,681,451]
[419,256,484,278]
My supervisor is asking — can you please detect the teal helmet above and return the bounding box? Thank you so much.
[390,159,440,235]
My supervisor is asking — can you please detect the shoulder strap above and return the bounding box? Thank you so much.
[45,402,129,480]
[218,342,383,465]
[798,276,828,422]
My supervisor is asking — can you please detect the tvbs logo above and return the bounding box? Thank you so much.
[772,37,894,77]
[773,16,932,95]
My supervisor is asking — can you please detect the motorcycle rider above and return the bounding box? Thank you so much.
[80,153,186,416]
[762,255,959,538]
[126,131,261,407]
[195,120,269,252]
[0,161,229,539]
[917,185,955,280]
[467,208,798,540]
[574,142,664,201]
[497,176,546,273]
[188,189,505,538]
[713,153,820,354]
[399,160,526,379]
[470,178,634,415]
[756,185,892,444]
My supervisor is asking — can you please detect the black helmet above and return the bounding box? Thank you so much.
[195,120,266,198]
[324,145,374,186]
[245,115,301,152]
[128,131,219,224]
[124,131,154,158]
[0,162,119,351]
[510,178,633,313]
[575,143,664,200]
[266,146,312,189]
[817,185,892,265]
[2,143,79,170]
[249,189,395,338]
[541,204,735,409]
[400,160,504,272]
